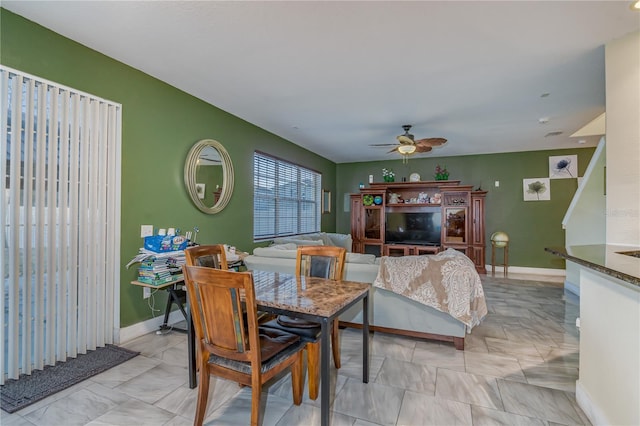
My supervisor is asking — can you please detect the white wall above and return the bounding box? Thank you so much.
[605,31,640,246]
[577,269,639,426]
[564,140,607,246]
[562,139,607,295]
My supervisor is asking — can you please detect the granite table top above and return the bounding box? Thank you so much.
[250,270,370,318]
[545,244,640,289]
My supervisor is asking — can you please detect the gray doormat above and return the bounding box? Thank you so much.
[1,344,139,414]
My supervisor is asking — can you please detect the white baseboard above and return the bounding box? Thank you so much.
[564,279,580,296]
[118,310,186,344]
[576,380,610,426]
[486,265,566,276]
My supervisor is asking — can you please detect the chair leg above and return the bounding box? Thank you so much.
[306,341,320,400]
[291,351,304,405]
[250,373,262,426]
[194,365,210,426]
[331,320,341,369]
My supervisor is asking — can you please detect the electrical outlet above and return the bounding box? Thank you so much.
[143,287,151,299]
[140,225,154,238]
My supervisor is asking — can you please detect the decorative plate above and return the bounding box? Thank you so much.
[409,172,421,182]
[373,195,383,205]
[363,194,374,206]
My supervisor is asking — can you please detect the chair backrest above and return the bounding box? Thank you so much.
[183,265,258,363]
[295,245,346,280]
[185,244,228,270]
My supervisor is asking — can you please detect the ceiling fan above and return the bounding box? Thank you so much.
[371,125,447,162]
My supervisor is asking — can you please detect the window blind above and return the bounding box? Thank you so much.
[0,66,122,384]
[253,152,321,240]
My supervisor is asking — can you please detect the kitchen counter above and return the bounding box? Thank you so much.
[546,244,640,425]
[545,244,640,289]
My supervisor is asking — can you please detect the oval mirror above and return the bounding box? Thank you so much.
[184,139,234,214]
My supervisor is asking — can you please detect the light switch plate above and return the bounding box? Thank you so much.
[140,225,153,238]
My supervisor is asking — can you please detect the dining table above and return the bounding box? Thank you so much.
[186,269,370,426]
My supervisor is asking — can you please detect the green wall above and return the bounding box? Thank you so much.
[336,148,595,269]
[1,9,337,327]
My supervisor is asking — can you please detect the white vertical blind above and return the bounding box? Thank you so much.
[0,66,122,384]
[253,152,321,240]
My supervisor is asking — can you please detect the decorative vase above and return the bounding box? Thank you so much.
[384,176,395,182]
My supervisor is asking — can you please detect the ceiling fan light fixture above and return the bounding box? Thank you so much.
[398,145,416,154]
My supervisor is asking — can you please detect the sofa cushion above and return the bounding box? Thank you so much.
[271,243,297,250]
[253,246,297,259]
[271,232,352,251]
[306,233,334,247]
[272,234,321,245]
[325,233,353,252]
[345,253,377,264]
[254,244,374,264]
[270,238,324,247]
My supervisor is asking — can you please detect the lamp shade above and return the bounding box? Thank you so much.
[397,144,416,154]
[491,231,509,248]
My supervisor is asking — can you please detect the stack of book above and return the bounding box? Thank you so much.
[128,249,186,285]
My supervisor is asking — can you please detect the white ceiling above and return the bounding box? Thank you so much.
[5,1,639,163]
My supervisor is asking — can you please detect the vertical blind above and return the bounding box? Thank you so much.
[0,66,122,384]
[253,152,321,240]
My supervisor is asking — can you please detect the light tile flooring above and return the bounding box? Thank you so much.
[2,273,591,426]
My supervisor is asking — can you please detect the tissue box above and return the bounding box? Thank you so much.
[144,235,188,253]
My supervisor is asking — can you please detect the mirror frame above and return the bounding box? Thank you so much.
[184,139,234,214]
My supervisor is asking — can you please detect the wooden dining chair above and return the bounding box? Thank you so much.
[184,244,228,269]
[183,266,305,426]
[185,244,273,324]
[261,245,346,400]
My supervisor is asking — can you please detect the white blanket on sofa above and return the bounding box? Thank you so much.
[373,249,487,331]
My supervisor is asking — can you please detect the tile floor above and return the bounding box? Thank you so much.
[1,273,590,426]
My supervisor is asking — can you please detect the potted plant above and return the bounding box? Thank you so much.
[434,164,449,181]
[382,168,395,182]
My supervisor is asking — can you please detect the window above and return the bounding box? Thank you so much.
[253,152,321,240]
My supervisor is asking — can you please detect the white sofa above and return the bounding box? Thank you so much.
[244,234,468,349]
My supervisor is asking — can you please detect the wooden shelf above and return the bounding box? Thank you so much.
[351,181,487,273]
[387,202,441,208]
[368,180,461,188]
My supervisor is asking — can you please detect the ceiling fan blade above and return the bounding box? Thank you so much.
[369,143,400,147]
[415,137,447,147]
[414,145,434,153]
[388,147,400,154]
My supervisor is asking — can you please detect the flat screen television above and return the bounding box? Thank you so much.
[385,209,442,246]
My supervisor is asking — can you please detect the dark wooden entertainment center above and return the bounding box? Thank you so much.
[350,180,487,274]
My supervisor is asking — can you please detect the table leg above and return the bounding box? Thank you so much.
[504,245,509,276]
[187,304,196,389]
[491,243,496,276]
[168,289,188,320]
[161,289,173,328]
[320,317,330,426]
[363,292,369,383]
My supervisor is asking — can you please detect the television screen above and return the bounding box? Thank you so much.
[385,211,442,245]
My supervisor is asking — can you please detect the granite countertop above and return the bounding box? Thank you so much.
[545,244,640,288]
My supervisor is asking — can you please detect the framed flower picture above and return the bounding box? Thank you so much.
[549,155,577,179]
[523,178,550,201]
